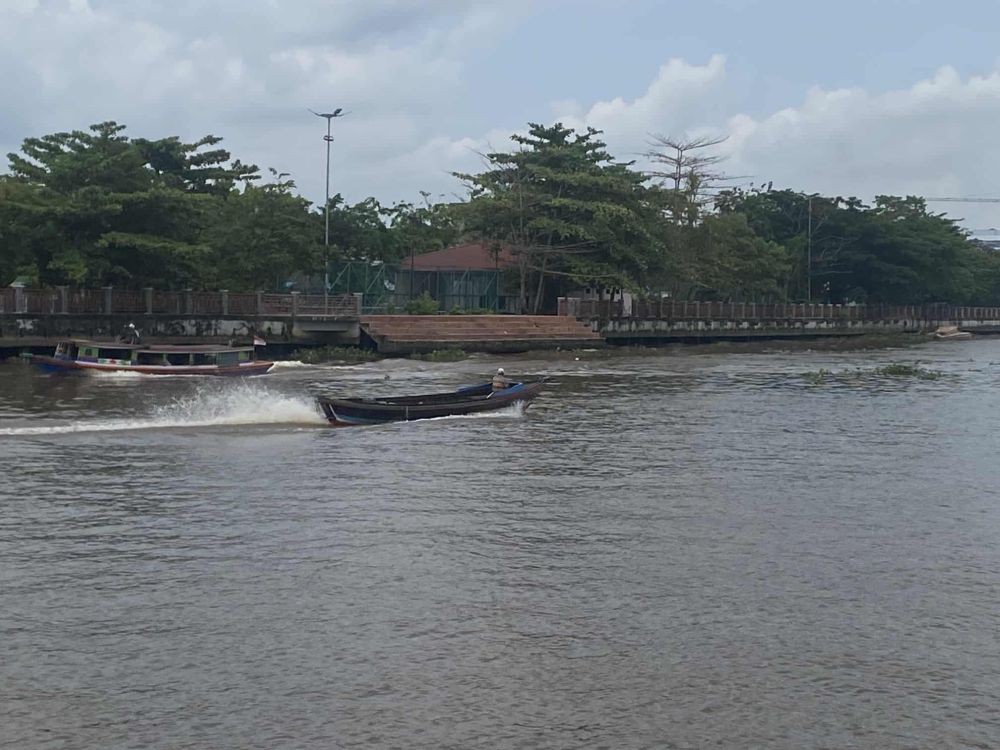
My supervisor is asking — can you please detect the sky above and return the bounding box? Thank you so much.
[3,0,1000,231]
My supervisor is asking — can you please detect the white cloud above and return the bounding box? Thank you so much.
[0,0,523,205]
[718,65,1000,227]
[3,3,1000,230]
[558,54,730,145]
[491,57,1000,229]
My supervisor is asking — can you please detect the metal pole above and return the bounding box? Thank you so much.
[324,119,331,247]
[311,108,345,299]
[324,117,331,311]
[807,195,813,303]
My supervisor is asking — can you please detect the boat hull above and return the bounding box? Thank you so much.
[932,325,972,340]
[318,381,544,426]
[29,355,274,376]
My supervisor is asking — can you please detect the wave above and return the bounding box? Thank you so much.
[426,401,528,423]
[0,384,326,436]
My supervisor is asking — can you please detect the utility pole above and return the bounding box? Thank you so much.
[309,108,346,299]
[807,195,813,303]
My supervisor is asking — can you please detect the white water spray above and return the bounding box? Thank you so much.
[0,383,325,436]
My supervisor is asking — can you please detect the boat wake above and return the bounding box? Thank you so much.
[430,401,528,422]
[0,384,326,436]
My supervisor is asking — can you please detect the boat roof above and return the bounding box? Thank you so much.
[60,339,252,352]
[141,344,254,352]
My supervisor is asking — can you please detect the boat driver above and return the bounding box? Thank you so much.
[492,367,510,391]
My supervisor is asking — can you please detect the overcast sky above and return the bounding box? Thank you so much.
[4,0,1000,230]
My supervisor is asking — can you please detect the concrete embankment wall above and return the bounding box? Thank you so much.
[0,314,359,346]
[597,317,1000,342]
[559,298,1000,343]
[0,288,362,352]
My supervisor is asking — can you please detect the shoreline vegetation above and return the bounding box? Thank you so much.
[3,121,998,317]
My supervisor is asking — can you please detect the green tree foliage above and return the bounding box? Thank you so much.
[318,192,459,271]
[2,119,997,307]
[456,123,659,312]
[3,122,259,287]
[692,213,791,300]
[717,188,998,303]
[0,175,57,285]
[202,170,320,290]
[386,192,461,262]
[323,195,396,262]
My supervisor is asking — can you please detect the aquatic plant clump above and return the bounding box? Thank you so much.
[410,348,468,362]
[874,363,942,380]
[801,362,943,385]
[292,346,382,365]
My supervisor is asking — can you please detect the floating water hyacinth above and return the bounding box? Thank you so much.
[801,362,943,385]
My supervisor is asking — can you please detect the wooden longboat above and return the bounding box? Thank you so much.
[25,339,274,376]
[317,381,544,426]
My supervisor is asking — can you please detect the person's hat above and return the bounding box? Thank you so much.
[497,367,504,374]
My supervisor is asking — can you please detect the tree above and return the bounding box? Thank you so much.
[456,123,659,312]
[694,213,791,300]
[323,195,396,263]
[645,134,734,225]
[3,121,261,287]
[133,135,258,194]
[715,186,993,304]
[202,170,320,290]
[386,192,461,262]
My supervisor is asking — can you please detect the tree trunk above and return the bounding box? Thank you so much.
[518,253,528,314]
[531,255,548,313]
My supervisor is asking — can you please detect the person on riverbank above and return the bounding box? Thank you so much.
[119,323,141,344]
[492,367,510,391]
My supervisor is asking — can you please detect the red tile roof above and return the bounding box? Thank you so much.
[404,242,516,271]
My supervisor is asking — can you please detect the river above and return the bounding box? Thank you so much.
[2,339,999,749]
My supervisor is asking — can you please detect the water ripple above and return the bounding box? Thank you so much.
[2,341,1000,748]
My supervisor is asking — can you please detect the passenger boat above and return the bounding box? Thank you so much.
[24,339,274,376]
[318,381,544,426]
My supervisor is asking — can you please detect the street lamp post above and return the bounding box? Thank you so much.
[807,195,812,303]
[310,107,346,301]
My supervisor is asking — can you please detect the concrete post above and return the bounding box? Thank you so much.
[256,291,264,315]
[144,287,153,315]
[352,292,363,316]
[103,286,113,315]
[13,286,25,313]
[221,289,229,316]
[185,289,193,315]
[291,291,300,317]
[58,286,68,314]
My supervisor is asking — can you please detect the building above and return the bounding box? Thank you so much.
[396,242,517,311]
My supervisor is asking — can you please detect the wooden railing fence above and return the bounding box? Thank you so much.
[0,287,361,317]
[559,298,1000,322]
